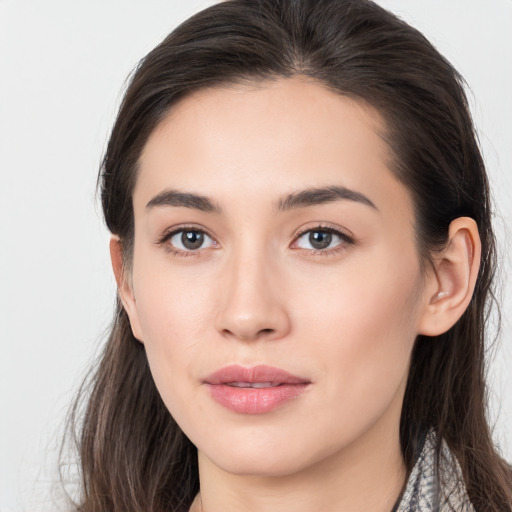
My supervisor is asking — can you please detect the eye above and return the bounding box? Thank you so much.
[293,227,353,252]
[165,229,217,252]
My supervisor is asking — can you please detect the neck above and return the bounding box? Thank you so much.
[191,413,406,512]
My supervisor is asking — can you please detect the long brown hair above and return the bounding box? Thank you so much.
[66,1,511,510]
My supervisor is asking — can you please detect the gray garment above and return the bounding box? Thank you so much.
[395,431,474,512]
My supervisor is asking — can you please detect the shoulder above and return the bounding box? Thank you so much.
[396,430,474,512]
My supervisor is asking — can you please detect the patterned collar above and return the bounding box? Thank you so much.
[394,430,474,512]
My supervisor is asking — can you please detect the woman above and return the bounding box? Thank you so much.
[67,0,511,511]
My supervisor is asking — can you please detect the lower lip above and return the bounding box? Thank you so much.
[206,383,309,414]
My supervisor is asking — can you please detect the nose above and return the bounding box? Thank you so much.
[214,250,291,342]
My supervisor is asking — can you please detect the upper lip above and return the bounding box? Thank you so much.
[204,364,310,385]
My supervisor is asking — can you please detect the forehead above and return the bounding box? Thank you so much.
[134,76,412,219]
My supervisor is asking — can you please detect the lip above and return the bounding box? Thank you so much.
[204,364,311,414]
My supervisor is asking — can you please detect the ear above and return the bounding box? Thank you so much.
[109,236,144,342]
[417,217,481,336]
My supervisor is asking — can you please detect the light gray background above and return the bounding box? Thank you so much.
[0,1,510,511]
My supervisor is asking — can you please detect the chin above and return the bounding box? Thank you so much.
[196,425,347,479]
[206,448,313,478]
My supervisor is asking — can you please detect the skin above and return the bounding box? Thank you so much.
[111,76,481,512]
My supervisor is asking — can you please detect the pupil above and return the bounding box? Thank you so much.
[182,231,204,250]
[309,231,332,250]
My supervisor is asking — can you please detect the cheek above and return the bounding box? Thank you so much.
[136,276,212,342]
[132,238,219,338]
[291,248,423,420]
[294,246,421,326]
[130,253,219,405]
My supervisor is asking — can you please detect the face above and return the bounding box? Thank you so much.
[122,77,432,477]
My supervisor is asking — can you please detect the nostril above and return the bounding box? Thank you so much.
[221,327,276,341]
[215,298,291,341]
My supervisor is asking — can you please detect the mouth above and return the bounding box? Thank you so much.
[204,365,311,414]
[224,381,283,388]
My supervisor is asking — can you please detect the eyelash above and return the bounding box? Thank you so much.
[157,223,355,258]
[292,224,355,257]
[157,224,216,258]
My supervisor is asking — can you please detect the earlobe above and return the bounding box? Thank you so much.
[109,236,144,342]
[418,217,481,336]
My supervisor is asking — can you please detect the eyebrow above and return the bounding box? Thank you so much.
[146,190,221,213]
[277,185,377,212]
[145,185,377,213]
